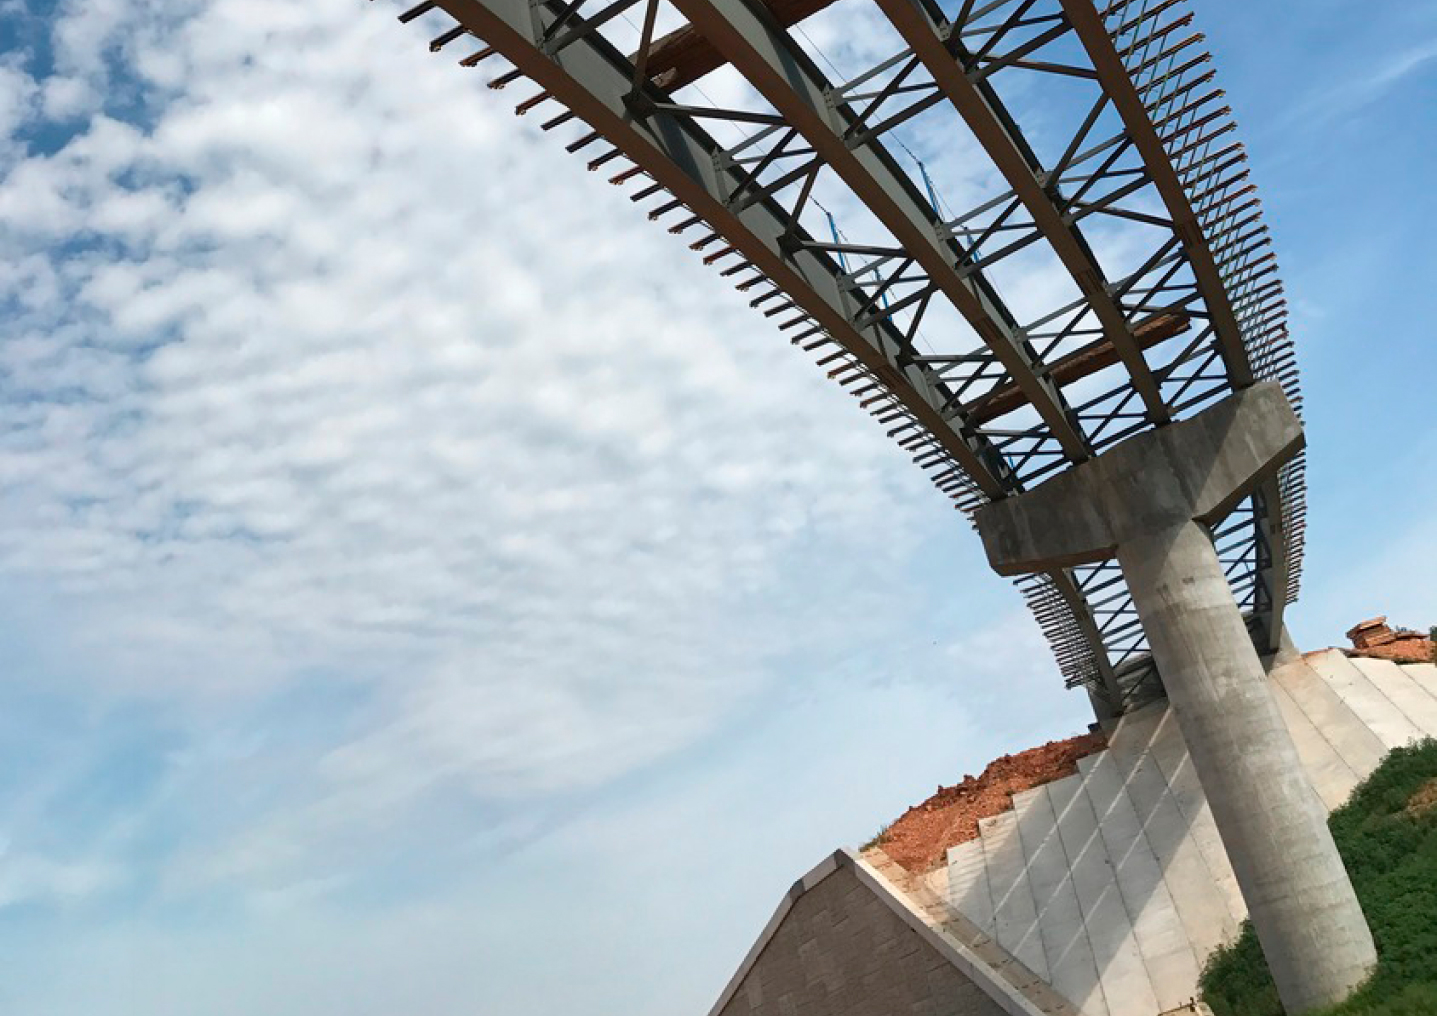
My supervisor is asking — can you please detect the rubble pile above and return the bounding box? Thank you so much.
[1344,616,1434,665]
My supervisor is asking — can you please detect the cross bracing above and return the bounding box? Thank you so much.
[378,0,1303,716]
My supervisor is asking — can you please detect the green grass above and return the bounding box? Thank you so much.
[860,822,891,852]
[1200,738,1437,1016]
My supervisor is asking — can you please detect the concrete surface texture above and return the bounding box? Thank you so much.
[706,849,1069,1016]
[975,383,1303,576]
[935,653,1437,1016]
[710,865,1005,1016]
[974,385,1374,1013]
[706,654,1436,1016]
[1118,524,1375,1014]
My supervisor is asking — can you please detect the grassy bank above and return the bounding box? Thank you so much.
[1200,738,1437,1016]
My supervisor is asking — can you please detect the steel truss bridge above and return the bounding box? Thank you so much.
[378,0,1304,716]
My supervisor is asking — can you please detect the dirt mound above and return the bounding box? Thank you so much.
[1407,778,1437,818]
[868,730,1107,873]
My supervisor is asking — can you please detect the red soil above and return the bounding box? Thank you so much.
[871,730,1107,874]
[869,616,1431,876]
[1348,636,1434,665]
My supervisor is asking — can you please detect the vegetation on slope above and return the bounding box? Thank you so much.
[1200,738,1437,1016]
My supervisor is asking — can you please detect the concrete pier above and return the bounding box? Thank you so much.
[976,384,1376,1014]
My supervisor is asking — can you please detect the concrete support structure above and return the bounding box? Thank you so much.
[976,384,1375,1015]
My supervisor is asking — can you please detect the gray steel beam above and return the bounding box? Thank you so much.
[1048,568,1123,709]
[427,0,1014,495]
[1060,0,1252,386]
[874,0,1171,426]
[1253,473,1288,653]
[666,0,1094,461]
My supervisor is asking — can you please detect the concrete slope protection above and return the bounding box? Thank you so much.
[923,652,1436,1016]
[706,653,1436,1016]
[706,652,1437,1016]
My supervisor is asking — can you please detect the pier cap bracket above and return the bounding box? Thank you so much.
[977,382,1304,576]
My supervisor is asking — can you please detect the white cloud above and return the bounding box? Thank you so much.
[0,848,119,909]
[0,659,1089,1016]
[0,63,39,143]
[1349,36,1437,104]
[1282,33,1437,128]
[0,3,1125,1012]
[0,0,970,869]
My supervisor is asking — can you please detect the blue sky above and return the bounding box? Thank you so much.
[0,0,1432,1012]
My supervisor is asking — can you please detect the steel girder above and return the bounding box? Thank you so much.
[378,0,1303,715]
[418,0,1021,507]
[1086,0,1304,660]
[871,0,1170,428]
[664,0,1094,461]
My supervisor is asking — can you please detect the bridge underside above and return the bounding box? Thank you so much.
[382,0,1304,717]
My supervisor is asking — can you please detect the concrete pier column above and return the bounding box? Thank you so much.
[976,384,1376,1014]
[1117,521,1375,1013]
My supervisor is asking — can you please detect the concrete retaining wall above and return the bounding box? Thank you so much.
[707,652,1437,1016]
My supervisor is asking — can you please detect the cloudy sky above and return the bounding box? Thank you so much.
[0,0,1433,1012]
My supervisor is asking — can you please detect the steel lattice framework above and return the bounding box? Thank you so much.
[378,0,1305,715]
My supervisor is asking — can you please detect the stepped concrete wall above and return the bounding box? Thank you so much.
[938,651,1437,1016]
[707,652,1437,1016]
